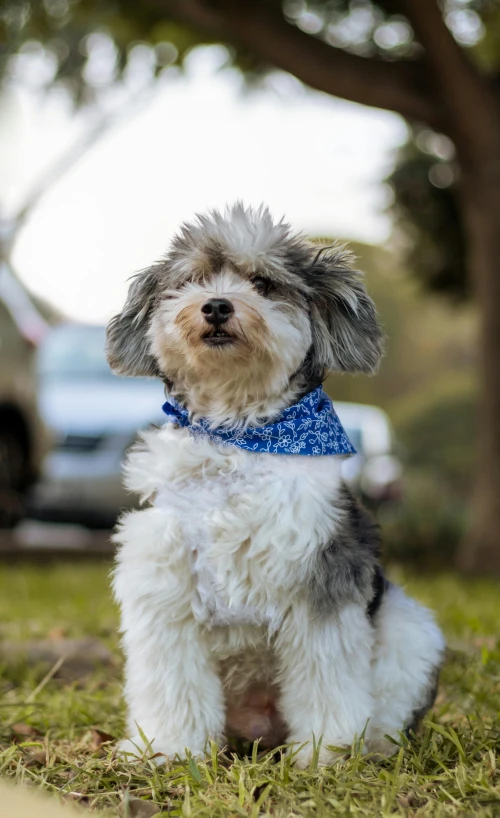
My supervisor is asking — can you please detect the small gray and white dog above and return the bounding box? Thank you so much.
[107,203,445,767]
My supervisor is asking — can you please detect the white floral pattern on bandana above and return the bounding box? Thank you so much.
[162,387,356,457]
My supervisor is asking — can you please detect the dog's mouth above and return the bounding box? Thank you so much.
[202,328,235,347]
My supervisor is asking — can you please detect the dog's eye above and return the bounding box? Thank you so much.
[251,275,273,296]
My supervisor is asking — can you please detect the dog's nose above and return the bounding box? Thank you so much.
[201,298,234,325]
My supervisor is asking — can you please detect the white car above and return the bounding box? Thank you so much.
[335,402,403,505]
[29,323,402,528]
[29,323,165,527]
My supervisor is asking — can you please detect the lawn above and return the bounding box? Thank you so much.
[0,561,499,816]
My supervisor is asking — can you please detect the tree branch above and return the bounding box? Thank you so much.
[169,0,444,129]
[399,0,500,162]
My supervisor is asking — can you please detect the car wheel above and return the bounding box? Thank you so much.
[0,431,26,528]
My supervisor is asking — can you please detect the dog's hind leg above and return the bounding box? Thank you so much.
[366,582,445,754]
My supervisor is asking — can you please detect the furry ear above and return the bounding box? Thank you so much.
[106,268,161,377]
[307,247,384,375]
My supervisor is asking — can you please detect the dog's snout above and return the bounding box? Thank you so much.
[201,298,234,325]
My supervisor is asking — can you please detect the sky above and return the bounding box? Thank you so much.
[0,47,407,323]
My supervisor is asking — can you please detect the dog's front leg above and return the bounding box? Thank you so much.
[276,600,374,768]
[119,613,224,764]
[113,511,225,764]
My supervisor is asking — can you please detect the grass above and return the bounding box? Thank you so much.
[1,561,499,816]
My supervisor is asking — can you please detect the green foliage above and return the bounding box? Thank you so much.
[397,379,477,495]
[377,377,477,568]
[474,2,500,71]
[0,1,212,105]
[385,0,500,302]
[1,0,496,103]
[379,471,468,567]
[387,127,468,300]
[1,562,500,815]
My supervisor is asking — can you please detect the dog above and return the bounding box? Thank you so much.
[106,203,445,768]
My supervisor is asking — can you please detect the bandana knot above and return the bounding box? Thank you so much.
[162,386,355,457]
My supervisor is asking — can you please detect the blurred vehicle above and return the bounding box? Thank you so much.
[30,323,401,528]
[28,323,165,528]
[0,268,49,527]
[337,402,403,505]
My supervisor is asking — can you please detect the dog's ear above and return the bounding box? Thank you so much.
[307,247,384,375]
[106,267,161,377]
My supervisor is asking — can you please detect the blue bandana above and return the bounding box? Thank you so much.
[161,386,356,457]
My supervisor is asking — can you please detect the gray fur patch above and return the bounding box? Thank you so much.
[405,667,441,738]
[307,489,382,617]
[106,268,161,377]
[305,248,385,376]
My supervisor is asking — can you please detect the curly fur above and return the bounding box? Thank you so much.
[107,203,445,767]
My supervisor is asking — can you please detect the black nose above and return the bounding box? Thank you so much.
[201,298,234,325]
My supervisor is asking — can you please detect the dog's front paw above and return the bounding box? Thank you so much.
[117,736,206,766]
[290,740,346,769]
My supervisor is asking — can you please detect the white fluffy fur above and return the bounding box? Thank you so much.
[367,584,445,753]
[110,204,444,767]
[113,424,445,766]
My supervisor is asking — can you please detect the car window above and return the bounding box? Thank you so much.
[38,325,113,380]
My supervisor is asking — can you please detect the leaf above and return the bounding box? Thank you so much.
[48,627,66,640]
[127,798,161,817]
[10,723,43,743]
[398,792,423,809]
[24,749,47,767]
[90,728,116,750]
[65,792,90,804]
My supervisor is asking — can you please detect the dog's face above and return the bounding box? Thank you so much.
[106,204,383,418]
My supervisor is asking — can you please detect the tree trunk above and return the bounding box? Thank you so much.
[397,0,500,575]
[457,151,500,573]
